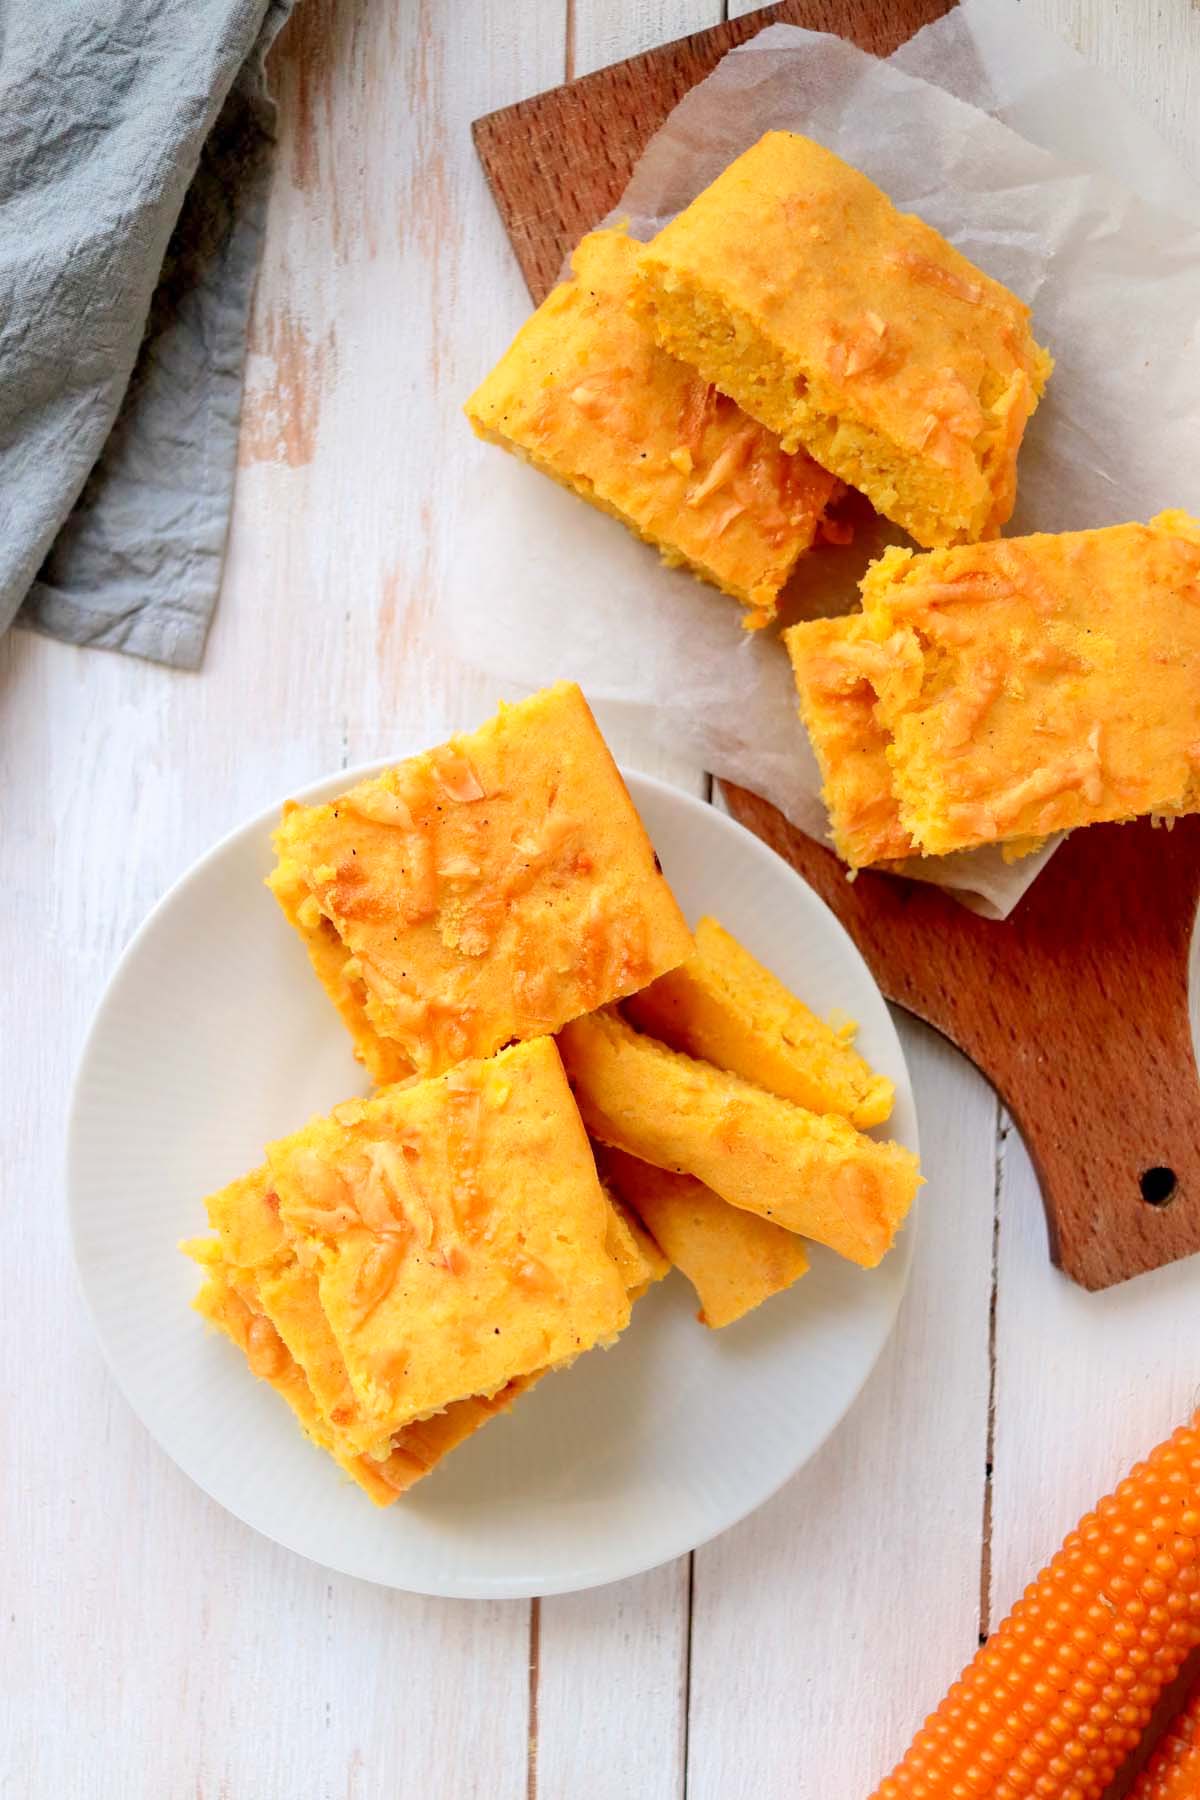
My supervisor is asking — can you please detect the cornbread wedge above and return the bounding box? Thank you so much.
[783,612,916,868]
[559,1010,919,1268]
[604,1188,671,1297]
[634,131,1052,548]
[262,1038,632,1452]
[466,227,840,628]
[269,682,693,1082]
[599,1146,808,1329]
[788,513,1200,861]
[624,915,893,1126]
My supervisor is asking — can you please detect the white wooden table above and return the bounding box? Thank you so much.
[5,3,1200,1795]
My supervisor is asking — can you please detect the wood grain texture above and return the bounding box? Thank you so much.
[472,0,953,306]
[470,0,1200,1290]
[4,3,1199,1797]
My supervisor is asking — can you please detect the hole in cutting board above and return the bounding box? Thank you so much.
[1140,1166,1178,1207]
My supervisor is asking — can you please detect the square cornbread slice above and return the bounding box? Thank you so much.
[633,132,1052,549]
[783,612,916,868]
[269,682,693,1082]
[599,1145,808,1329]
[624,915,893,1126]
[466,227,840,628]
[264,1038,632,1451]
[559,1009,919,1268]
[840,513,1200,856]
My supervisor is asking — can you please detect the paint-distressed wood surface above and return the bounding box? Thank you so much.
[2,2,1198,1796]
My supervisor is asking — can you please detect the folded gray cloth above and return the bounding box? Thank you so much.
[1,0,294,668]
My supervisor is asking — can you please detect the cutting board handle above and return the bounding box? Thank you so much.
[723,787,1200,1291]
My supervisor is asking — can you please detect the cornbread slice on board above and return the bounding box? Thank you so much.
[268,681,693,1082]
[264,1038,632,1450]
[624,914,893,1126]
[466,227,839,629]
[559,1009,920,1268]
[783,611,916,868]
[599,1145,808,1329]
[831,513,1200,857]
[633,131,1052,549]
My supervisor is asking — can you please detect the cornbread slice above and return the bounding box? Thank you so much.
[466,227,840,628]
[263,1038,631,1451]
[599,1146,808,1328]
[269,859,414,1085]
[559,1009,920,1268]
[790,513,1200,860]
[783,612,916,867]
[604,1189,671,1297]
[633,132,1052,549]
[269,682,693,1081]
[624,915,893,1126]
[192,1263,532,1506]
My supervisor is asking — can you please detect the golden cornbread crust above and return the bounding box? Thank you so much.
[624,915,894,1127]
[634,132,1052,549]
[559,1009,921,1269]
[789,513,1200,861]
[599,1145,808,1329]
[268,682,693,1080]
[466,228,839,627]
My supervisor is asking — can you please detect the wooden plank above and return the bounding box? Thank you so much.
[686,1023,998,1796]
[1,1,561,1793]
[473,0,953,305]
[527,13,713,1799]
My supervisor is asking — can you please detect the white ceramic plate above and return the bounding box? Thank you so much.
[69,767,918,1599]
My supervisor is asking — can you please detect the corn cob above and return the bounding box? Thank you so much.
[1128,1680,1200,1799]
[871,1414,1200,1800]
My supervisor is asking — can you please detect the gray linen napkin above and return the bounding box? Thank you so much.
[1,0,294,669]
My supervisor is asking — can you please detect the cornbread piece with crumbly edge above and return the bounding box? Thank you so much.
[185,1148,659,1505]
[263,1038,631,1452]
[624,914,893,1126]
[599,1145,808,1329]
[269,681,693,1083]
[192,1259,535,1505]
[559,1010,920,1268]
[784,611,916,868]
[791,512,1200,861]
[466,227,840,629]
[633,131,1052,550]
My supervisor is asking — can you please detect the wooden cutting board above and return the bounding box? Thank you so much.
[472,0,1200,1290]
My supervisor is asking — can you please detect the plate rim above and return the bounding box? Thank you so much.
[67,760,919,1598]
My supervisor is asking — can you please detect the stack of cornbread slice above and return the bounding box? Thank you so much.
[185,683,919,1505]
[467,132,1051,628]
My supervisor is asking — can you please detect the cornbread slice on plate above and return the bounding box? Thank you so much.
[268,681,693,1082]
[633,131,1052,549]
[789,513,1200,860]
[624,914,893,1126]
[261,1038,632,1452]
[559,1009,920,1268]
[192,1263,533,1506]
[599,1145,808,1329]
[466,227,840,629]
[783,612,916,869]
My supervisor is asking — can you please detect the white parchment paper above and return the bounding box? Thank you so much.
[447,0,1200,915]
